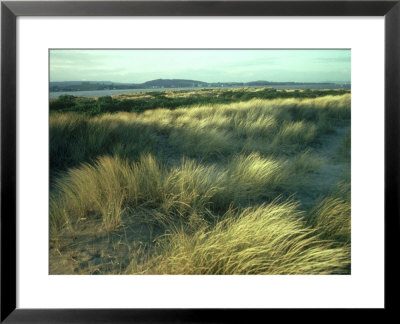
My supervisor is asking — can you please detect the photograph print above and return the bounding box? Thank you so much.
[49,49,351,275]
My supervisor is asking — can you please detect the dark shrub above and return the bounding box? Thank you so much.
[49,95,76,111]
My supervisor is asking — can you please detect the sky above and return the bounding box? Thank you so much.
[50,49,351,83]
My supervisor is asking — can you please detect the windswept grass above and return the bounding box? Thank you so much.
[50,94,351,173]
[50,153,291,235]
[50,92,351,275]
[307,180,351,245]
[50,113,159,174]
[125,201,350,275]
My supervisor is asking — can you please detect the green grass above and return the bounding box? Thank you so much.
[49,91,351,275]
[50,87,350,115]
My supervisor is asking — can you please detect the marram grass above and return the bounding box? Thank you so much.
[50,93,351,274]
[50,94,350,171]
[125,201,350,275]
[50,153,291,234]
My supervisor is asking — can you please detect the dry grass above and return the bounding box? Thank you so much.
[307,181,351,245]
[125,201,350,275]
[50,93,351,274]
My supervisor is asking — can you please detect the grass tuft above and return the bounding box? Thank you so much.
[126,200,350,275]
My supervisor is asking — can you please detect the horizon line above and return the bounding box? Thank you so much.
[50,79,352,84]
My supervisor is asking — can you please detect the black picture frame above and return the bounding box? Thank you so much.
[1,0,399,322]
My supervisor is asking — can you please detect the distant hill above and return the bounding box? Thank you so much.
[143,79,209,88]
[50,79,350,92]
[50,81,114,86]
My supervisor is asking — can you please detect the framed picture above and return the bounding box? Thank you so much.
[1,0,398,321]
